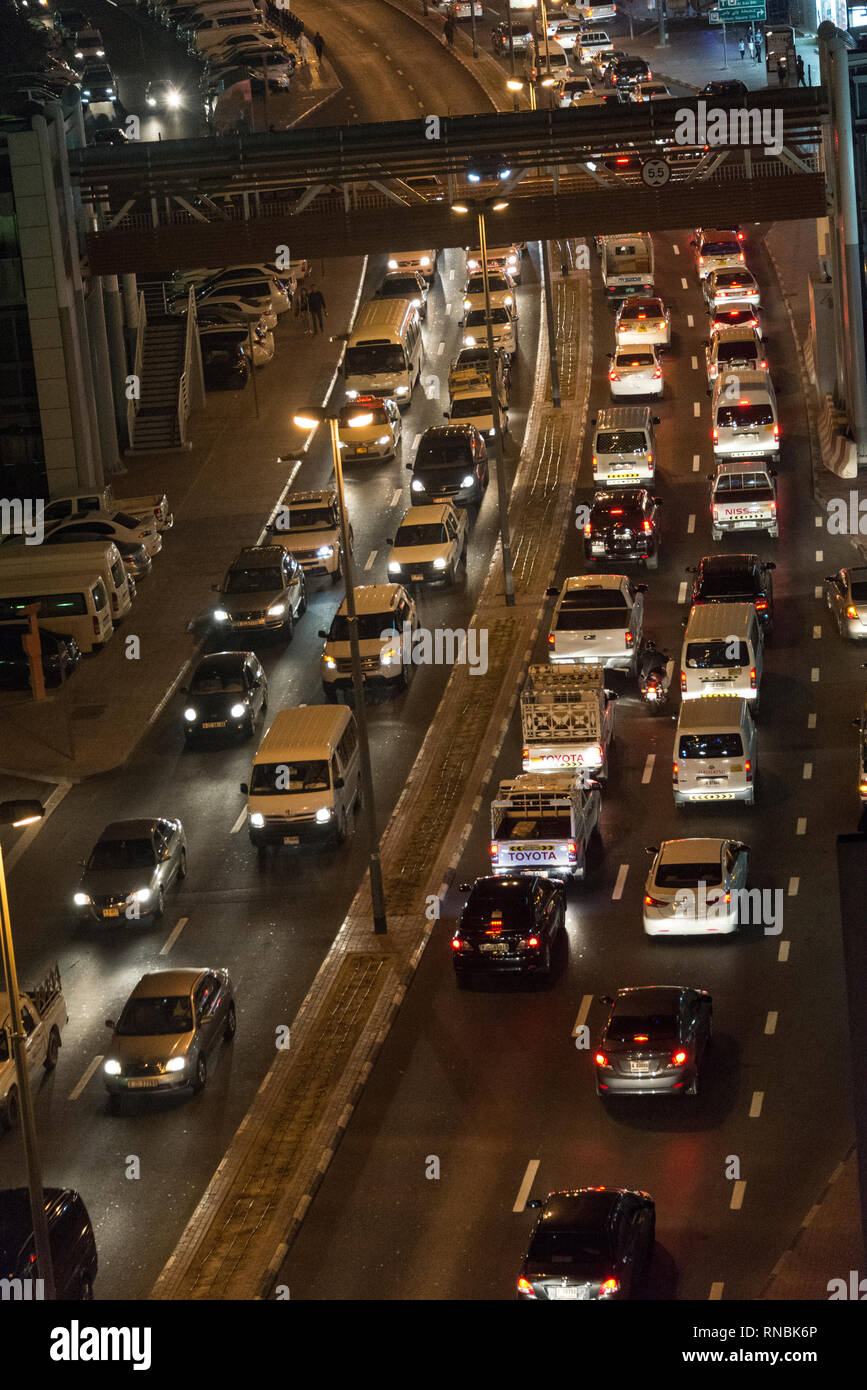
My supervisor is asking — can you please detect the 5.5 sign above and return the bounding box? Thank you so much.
[641,158,671,188]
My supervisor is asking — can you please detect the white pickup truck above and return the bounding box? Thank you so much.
[0,964,67,1132]
[446,367,509,439]
[600,233,655,301]
[42,485,173,533]
[521,663,616,777]
[490,772,601,882]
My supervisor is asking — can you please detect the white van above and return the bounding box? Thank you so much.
[525,39,571,81]
[344,299,423,407]
[241,705,362,849]
[0,571,113,652]
[681,602,763,709]
[0,541,132,621]
[673,698,757,807]
[576,30,614,66]
[712,369,779,460]
[591,405,659,487]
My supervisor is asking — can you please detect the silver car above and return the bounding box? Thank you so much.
[594,985,713,1097]
[103,967,235,1107]
[825,566,867,640]
[642,837,749,937]
[74,817,187,924]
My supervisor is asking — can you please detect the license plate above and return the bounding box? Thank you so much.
[127,1078,161,1089]
[630,1060,651,1073]
[283,836,300,845]
[201,721,226,729]
[549,1286,581,1300]
[433,496,449,503]
[737,433,759,443]
[591,543,605,552]
[236,618,264,627]
[411,572,424,581]
[102,907,120,918]
[698,777,725,786]
[480,943,508,954]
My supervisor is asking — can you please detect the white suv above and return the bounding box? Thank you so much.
[320,584,419,698]
[269,489,351,583]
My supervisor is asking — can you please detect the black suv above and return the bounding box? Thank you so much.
[604,56,652,90]
[584,489,662,570]
[518,1187,655,1300]
[0,1187,97,1299]
[687,553,775,632]
[451,875,565,986]
[408,425,489,506]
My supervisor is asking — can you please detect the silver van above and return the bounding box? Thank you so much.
[591,405,659,487]
[673,697,757,807]
[241,704,362,849]
[681,602,763,709]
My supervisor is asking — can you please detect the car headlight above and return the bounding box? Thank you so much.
[433,557,447,570]
[250,812,265,828]
[464,335,476,347]
[464,299,471,310]
[395,385,409,396]
[106,88,114,96]
[315,807,332,823]
[388,258,398,269]
[316,545,334,558]
[103,1059,121,1075]
[461,474,475,488]
[184,707,197,722]
[267,603,286,616]
[82,89,90,97]
[411,479,424,492]
[488,427,496,436]
[467,258,479,270]
[73,892,91,907]
[164,1056,186,1072]
[166,91,181,108]
[377,435,390,445]
[75,50,83,58]
[346,389,358,399]
[213,608,229,621]
[133,888,152,904]
[381,647,398,666]
[147,96,157,106]
[420,256,430,267]
[388,560,401,573]
[324,655,337,669]
[230,702,246,718]
[504,296,513,307]
[412,298,421,308]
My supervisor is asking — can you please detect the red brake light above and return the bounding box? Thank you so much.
[625,631,633,646]
[608,369,618,381]
[637,312,646,320]
[517,1277,534,1296]
[584,522,592,537]
[671,1050,688,1066]
[698,254,704,265]
[567,841,577,859]
[527,935,540,948]
[739,252,745,262]
[642,519,652,533]
[489,842,498,858]
[755,599,767,611]
[745,759,752,783]
[592,455,598,472]
[450,936,462,950]
[653,367,662,378]
[712,428,719,443]
[672,761,678,783]
[599,1277,620,1297]
[633,1034,649,1043]
[737,230,744,241]
[594,1051,609,1067]
[547,632,555,646]
[758,360,767,370]
[750,666,756,688]
[773,423,779,441]
[680,669,686,691]
[610,508,623,515]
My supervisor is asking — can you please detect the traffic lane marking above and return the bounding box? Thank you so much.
[69,1055,103,1101]
[513,1159,540,1213]
[160,916,189,956]
[641,753,655,785]
[231,808,247,834]
[612,863,628,900]
[364,550,377,570]
[572,994,594,1036]
[749,1090,763,1118]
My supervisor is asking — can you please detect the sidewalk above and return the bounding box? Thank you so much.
[761,1146,864,1299]
[618,16,819,92]
[212,43,342,133]
[0,257,365,783]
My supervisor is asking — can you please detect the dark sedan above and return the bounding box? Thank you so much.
[584,489,662,569]
[451,875,565,986]
[518,1187,655,1300]
[594,985,712,1097]
[687,553,775,632]
[181,651,268,744]
[408,425,489,506]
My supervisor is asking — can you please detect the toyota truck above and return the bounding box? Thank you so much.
[41,485,173,533]
[489,772,601,883]
[1,964,67,1132]
[520,663,616,777]
[600,233,654,300]
[709,460,778,541]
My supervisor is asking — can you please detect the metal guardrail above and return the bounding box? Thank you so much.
[177,283,195,448]
[126,291,146,449]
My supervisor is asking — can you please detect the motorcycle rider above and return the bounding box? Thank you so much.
[637,639,674,700]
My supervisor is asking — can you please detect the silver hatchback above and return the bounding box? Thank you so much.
[74,817,187,924]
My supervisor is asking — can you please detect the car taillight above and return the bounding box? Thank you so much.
[722,892,731,903]
[770,500,777,515]
[594,1051,609,1067]
[698,254,704,265]
[860,780,867,795]
[712,504,719,519]
[750,667,756,689]
[139,531,148,539]
[712,427,719,443]
[755,599,767,611]
[653,367,662,378]
[609,369,619,381]
[625,631,633,646]
[642,519,652,533]
[738,252,745,262]
[599,1277,620,1297]
[745,759,752,783]
[567,841,577,860]
[758,360,767,370]
[527,935,540,948]
[737,230,744,241]
[548,632,555,646]
[584,522,592,537]
[672,761,678,784]
[522,747,529,762]
[773,423,779,441]
[517,1277,534,1296]
[450,936,462,950]
[657,321,665,331]
[645,893,663,907]
[670,1050,688,1066]
[680,670,686,692]
[646,452,652,465]
[489,842,499,859]
[592,454,598,473]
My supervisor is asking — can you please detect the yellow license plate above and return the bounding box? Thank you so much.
[102,907,120,917]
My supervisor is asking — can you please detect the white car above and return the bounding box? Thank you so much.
[705,327,766,383]
[712,370,779,459]
[547,20,586,50]
[558,75,595,106]
[466,244,522,285]
[463,305,517,356]
[199,271,291,316]
[703,269,761,311]
[546,573,645,672]
[44,510,162,558]
[388,250,437,282]
[337,395,402,461]
[189,289,277,330]
[615,297,671,349]
[629,81,671,102]
[386,502,468,586]
[642,838,749,937]
[463,270,515,314]
[708,303,763,340]
[270,488,349,582]
[320,584,419,698]
[608,346,663,398]
[198,320,276,367]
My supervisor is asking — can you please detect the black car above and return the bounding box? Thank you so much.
[91,128,128,147]
[701,80,749,97]
[376,270,428,321]
[203,343,249,391]
[518,1187,655,1300]
[687,553,775,631]
[408,425,488,506]
[584,489,662,570]
[0,1187,97,1299]
[80,65,116,105]
[594,985,713,1098]
[451,875,565,985]
[0,625,80,689]
[491,21,534,55]
[604,56,652,89]
[181,651,268,744]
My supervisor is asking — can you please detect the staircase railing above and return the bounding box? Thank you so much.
[177,283,196,448]
[126,291,147,449]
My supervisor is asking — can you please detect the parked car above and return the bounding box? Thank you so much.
[0,625,80,689]
[43,510,161,558]
[74,818,187,924]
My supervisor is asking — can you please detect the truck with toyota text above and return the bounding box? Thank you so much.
[489,772,602,882]
[520,663,616,777]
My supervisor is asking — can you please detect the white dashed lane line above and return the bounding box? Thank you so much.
[513,1159,540,1213]
[813,625,821,638]
[231,808,247,834]
[803,763,813,780]
[730,1181,747,1211]
[437,341,445,355]
[687,313,694,328]
[681,276,688,289]
[572,994,594,1036]
[816,549,824,562]
[68,1055,103,1102]
[612,864,629,900]
[788,876,799,896]
[693,453,700,471]
[160,916,188,956]
[765,1011,778,1034]
[678,581,688,604]
[808,713,817,729]
[412,432,422,450]
[811,668,819,682]
[641,754,655,785]
[749,1091,764,1118]
[390,488,403,507]
[364,549,377,570]
[708,1282,724,1300]
[778,940,790,962]
[687,514,696,534]
[672,243,680,254]
[796,817,807,835]
[690,355,698,370]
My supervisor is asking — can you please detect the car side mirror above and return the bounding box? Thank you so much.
[105,1018,115,1029]
[318,629,329,639]
[645,845,658,854]
[653,416,660,425]
[525,1198,543,1210]
[443,412,449,420]
[590,415,597,426]
[635,583,648,593]
[545,586,559,598]
[604,690,618,701]
[406,462,413,471]
[385,537,394,546]
[853,718,861,728]
[685,566,695,574]
[333,776,344,789]
[240,782,248,795]
[707,473,715,482]
[701,338,709,347]
[706,389,712,398]
[738,844,750,855]
[764,562,776,571]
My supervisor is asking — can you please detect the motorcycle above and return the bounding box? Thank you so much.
[637,641,675,710]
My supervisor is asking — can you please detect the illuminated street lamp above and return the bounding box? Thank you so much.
[0,799,55,1298]
[451,196,516,607]
[291,406,388,934]
[506,76,556,112]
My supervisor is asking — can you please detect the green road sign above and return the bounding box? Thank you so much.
[709,1,766,20]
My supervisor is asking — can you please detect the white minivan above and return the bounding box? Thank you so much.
[241,704,361,849]
[0,571,113,652]
[680,602,763,709]
[344,299,423,406]
[673,697,757,807]
[0,541,132,621]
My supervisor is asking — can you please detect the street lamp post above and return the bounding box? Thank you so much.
[452,197,516,607]
[0,800,55,1299]
[292,409,388,934]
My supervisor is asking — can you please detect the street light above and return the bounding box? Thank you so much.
[0,799,55,1299]
[506,76,556,112]
[292,406,388,934]
[452,196,516,607]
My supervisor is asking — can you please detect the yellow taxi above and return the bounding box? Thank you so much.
[338,395,402,461]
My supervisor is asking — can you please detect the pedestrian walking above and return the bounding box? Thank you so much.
[297,31,309,64]
[443,15,455,47]
[755,31,762,62]
[307,285,327,335]
[748,37,755,60]
[777,57,787,85]
[294,286,312,334]
[738,38,745,59]
[313,30,324,63]
[796,53,806,86]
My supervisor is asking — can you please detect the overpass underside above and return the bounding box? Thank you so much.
[72,95,830,275]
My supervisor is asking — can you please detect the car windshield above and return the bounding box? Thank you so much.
[190,667,244,693]
[700,574,756,598]
[466,307,509,326]
[716,405,773,428]
[282,507,333,530]
[250,760,330,793]
[112,512,141,529]
[115,995,193,1036]
[596,505,642,524]
[88,838,156,871]
[224,567,283,593]
[686,640,750,668]
[704,241,739,256]
[595,430,648,453]
[395,524,448,546]
[381,279,420,297]
[346,343,406,374]
[416,441,472,468]
[608,1010,677,1041]
[555,605,628,631]
[714,472,772,492]
[451,397,491,418]
[851,579,867,599]
[466,276,508,295]
[656,860,722,888]
[616,353,655,367]
[679,734,744,759]
[329,612,395,642]
[339,405,389,428]
[714,310,754,328]
[526,1230,609,1267]
[717,341,757,363]
[465,882,530,924]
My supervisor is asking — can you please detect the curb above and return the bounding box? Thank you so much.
[764,226,826,505]
[758,1143,858,1297]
